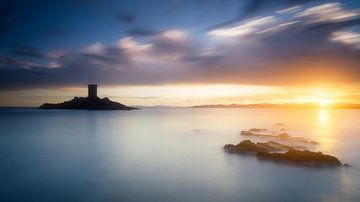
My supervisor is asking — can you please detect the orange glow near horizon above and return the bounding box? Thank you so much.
[0,84,359,107]
[317,98,333,108]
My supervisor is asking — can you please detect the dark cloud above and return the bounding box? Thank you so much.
[62,52,124,65]
[242,0,314,18]
[304,18,360,34]
[2,14,360,91]
[116,11,136,24]
[210,0,316,29]
[12,49,44,58]
[0,57,27,67]
[126,27,158,37]
[150,31,197,59]
[1,1,360,91]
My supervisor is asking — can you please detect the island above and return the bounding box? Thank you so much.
[39,84,137,110]
[224,140,344,167]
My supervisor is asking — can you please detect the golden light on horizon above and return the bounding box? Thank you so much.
[317,98,333,108]
[1,84,358,107]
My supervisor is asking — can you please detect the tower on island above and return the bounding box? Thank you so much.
[39,84,136,110]
[88,84,97,99]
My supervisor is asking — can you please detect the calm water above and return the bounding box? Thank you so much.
[1,108,360,202]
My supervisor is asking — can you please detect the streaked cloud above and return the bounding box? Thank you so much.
[208,16,275,37]
[330,31,360,49]
[1,1,360,92]
[276,5,302,14]
[297,2,359,23]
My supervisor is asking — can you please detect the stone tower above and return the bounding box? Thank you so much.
[88,84,97,99]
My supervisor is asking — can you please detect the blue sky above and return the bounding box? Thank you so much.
[1,0,360,106]
[1,0,242,51]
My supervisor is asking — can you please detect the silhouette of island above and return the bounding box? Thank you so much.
[39,84,137,110]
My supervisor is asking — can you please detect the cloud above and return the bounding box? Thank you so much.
[116,11,136,24]
[1,2,360,91]
[241,0,315,18]
[149,30,196,60]
[0,55,61,70]
[296,2,359,23]
[208,16,275,37]
[330,31,360,49]
[12,48,44,58]
[82,41,130,64]
[276,5,302,14]
[210,0,314,29]
[47,50,67,59]
[126,27,158,37]
[84,42,106,54]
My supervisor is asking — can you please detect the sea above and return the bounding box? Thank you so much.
[0,108,359,202]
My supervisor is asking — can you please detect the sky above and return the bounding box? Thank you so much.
[1,0,360,106]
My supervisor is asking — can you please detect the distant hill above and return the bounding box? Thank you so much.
[191,103,360,109]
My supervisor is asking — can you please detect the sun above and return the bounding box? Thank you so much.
[317,98,332,107]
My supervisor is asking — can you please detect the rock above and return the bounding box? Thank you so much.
[224,140,343,167]
[240,128,319,145]
[257,149,342,167]
[249,128,267,132]
[277,133,290,138]
[224,140,303,154]
[224,140,262,154]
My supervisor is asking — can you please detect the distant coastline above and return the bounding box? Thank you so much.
[191,103,360,109]
[2,103,360,109]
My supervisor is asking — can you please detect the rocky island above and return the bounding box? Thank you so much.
[224,140,344,167]
[39,84,137,110]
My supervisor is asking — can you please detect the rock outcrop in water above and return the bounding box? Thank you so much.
[39,84,137,110]
[240,128,319,145]
[224,140,343,167]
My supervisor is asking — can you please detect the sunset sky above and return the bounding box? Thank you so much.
[1,0,360,106]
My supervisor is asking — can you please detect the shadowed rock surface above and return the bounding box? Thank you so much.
[224,140,343,167]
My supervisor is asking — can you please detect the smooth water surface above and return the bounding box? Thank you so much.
[0,108,360,202]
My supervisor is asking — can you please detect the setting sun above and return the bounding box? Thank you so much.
[317,98,333,107]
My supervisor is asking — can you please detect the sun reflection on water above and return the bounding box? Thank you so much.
[318,109,330,126]
[316,109,335,152]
